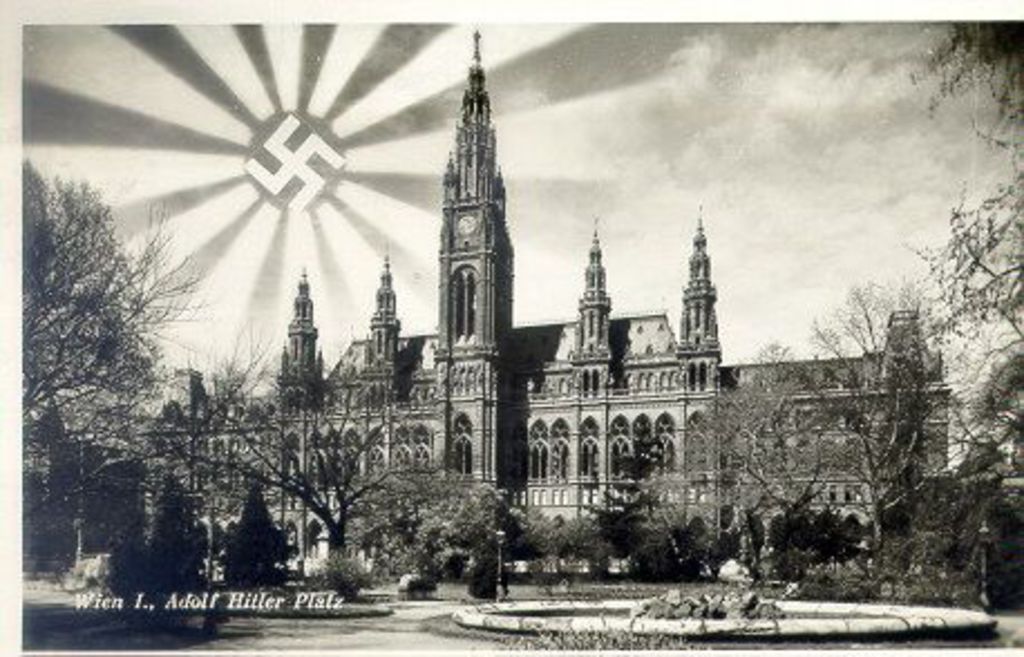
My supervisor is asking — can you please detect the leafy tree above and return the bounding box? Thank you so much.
[768,508,816,581]
[811,508,862,566]
[923,24,1022,470]
[223,484,289,587]
[592,488,656,560]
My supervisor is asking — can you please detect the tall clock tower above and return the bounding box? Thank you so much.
[436,32,513,482]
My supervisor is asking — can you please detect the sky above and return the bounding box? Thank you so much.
[21,23,1012,369]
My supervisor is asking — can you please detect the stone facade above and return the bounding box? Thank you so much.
[259,35,948,566]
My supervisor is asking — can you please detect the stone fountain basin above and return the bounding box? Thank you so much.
[452,599,996,639]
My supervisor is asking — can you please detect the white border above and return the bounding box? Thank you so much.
[2,2,1023,656]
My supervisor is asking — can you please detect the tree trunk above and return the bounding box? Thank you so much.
[327,513,347,551]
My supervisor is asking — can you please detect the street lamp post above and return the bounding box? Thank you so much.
[978,519,991,609]
[495,529,506,602]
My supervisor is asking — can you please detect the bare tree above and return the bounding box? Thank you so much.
[704,343,847,519]
[22,163,197,562]
[149,348,444,554]
[811,282,948,565]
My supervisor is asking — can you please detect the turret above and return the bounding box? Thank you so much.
[678,211,721,391]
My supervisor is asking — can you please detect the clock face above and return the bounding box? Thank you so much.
[457,214,479,236]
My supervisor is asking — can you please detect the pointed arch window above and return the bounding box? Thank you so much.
[367,446,385,473]
[452,268,477,340]
[610,415,631,479]
[655,413,676,472]
[580,417,600,478]
[551,419,571,480]
[453,414,473,475]
[465,273,476,337]
[529,420,550,480]
[454,275,466,338]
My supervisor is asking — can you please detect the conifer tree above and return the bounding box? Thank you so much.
[147,475,207,594]
[224,484,289,587]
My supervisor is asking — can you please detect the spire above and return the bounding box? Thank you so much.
[694,205,707,249]
[462,30,490,120]
[284,271,319,378]
[680,208,719,353]
[375,256,395,316]
[293,269,313,321]
[578,217,610,357]
[689,210,710,280]
[371,255,400,365]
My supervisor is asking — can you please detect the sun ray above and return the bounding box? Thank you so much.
[109,26,260,131]
[24,81,249,155]
[331,25,576,142]
[234,25,283,114]
[323,192,432,288]
[335,24,702,151]
[187,197,265,280]
[322,24,451,123]
[264,26,303,111]
[297,25,336,115]
[309,206,356,334]
[112,174,249,240]
[246,208,290,326]
[341,171,439,215]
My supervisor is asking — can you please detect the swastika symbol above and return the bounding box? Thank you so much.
[245,114,344,211]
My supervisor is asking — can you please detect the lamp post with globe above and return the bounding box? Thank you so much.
[978,519,991,609]
[495,529,507,601]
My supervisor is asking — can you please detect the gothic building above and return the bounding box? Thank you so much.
[260,35,949,567]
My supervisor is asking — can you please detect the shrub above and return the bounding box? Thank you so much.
[107,476,206,600]
[467,553,498,599]
[796,571,879,603]
[319,554,372,601]
[988,494,1024,609]
[107,531,150,600]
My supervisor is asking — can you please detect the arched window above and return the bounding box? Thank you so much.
[453,414,473,475]
[689,363,697,391]
[579,417,600,478]
[367,446,385,473]
[529,420,549,480]
[414,443,431,468]
[551,419,570,480]
[453,268,477,340]
[307,520,323,560]
[699,362,708,390]
[393,445,412,469]
[412,425,431,468]
[314,452,329,489]
[632,414,653,475]
[611,438,631,479]
[465,273,476,337]
[610,416,630,478]
[454,274,465,338]
[655,413,676,471]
